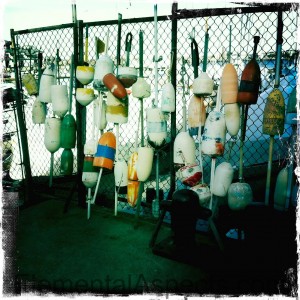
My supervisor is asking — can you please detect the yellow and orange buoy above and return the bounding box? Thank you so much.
[262,88,285,136]
[127,180,140,207]
[93,132,116,170]
[221,63,238,104]
[188,95,206,136]
[128,151,138,181]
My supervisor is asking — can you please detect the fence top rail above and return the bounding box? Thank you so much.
[11,3,297,37]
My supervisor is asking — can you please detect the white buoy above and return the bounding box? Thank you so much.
[146,107,167,148]
[191,183,211,206]
[161,82,175,113]
[228,182,252,210]
[221,63,238,104]
[106,91,128,124]
[136,147,154,182]
[44,117,61,153]
[173,132,196,166]
[93,93,107,131]
[93,55,114,90]
[193,72,214,97]
[212,162,234,197]
[274,167,288,211]
[132,77,151,99]
[114,160,128,191]
[51,85,69,118]
[32,96,46,124]
[39,66,55,103]
[202,110,226,157]
[224,103,240,137]
[177,163,202,187]
[76,65,94,85]
[76,88,95,106]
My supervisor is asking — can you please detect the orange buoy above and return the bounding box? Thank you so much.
[221,63,238,104]
[127,180,140,207]
[93,132,116,170]
[188,95,206,136]
[128,151,138,181]
[237,36,261,105]
[103,73,128,102]
[262,88,285,136]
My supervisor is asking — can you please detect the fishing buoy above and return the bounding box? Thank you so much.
[76,88,95,106]
[127,180,140,207]
[44,117,61,153]
[22,73,38,96]
[93,132,116,170]
[39,66,55,103]
[128,151,138,181]
[285,87,297,125]
[188,95,206,136]
[161,82,175,113]
[202,110,226,157]
[132,77,151,99]
[221,63,238,104]
[136,147,154,182]
[237,36,261,105]
[93,55,114,90]
[60,148,73,175]
[173,132,196,167]
[146,107,167,148]
[32,96,46,124]
[177,163,202,187]
[118,66,138,88]
[60,114,76,149]
[274,167,289,211]
[82,156,99,188]
[103,73,127,102]
[76,65,94,85]
[228,182,252,210]
[193,72,214,97]
[224,103,240,137]
[114,160,128,194]
[262,88,285,136]
[212,162,234,197]
[51,85,69,118]
[190,183,211,206]
[106,91,128,124]
[84,140,97,156]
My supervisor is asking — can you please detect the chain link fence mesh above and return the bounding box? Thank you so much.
[8,6,298,214]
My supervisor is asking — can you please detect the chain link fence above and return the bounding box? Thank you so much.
[8,5,298,213]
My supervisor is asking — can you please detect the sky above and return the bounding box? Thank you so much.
[0,0,254,42]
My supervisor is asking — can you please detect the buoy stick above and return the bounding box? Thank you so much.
[84,25,89,63]
[181,57,187,132]
[114,123,120,216]
[92,167,103,205]
[239,104,248,182]
[154,4,159,107]
[139,30,144,78]
[87,187,92,220]
[265,136,274,206]
[69,54,74,114]
[49,153,54,187]
[209,157,216,210]
[105,29,110,56]
[197,99,204,184]
[140,100,144,147]
[203,19,209,73]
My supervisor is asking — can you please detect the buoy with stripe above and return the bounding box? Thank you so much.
[146,107,167,148]
[32,96,46,124]
[211,162,234,197]
[93,132,116,170]
[82,156,99,188]
[228,182,252,210]
[51,85,69,118]
[117,66,138,88]
[285,87,297,125]
[114,160,128,194]
[176,163,202,187]
[237,36,261,105]
[103,73,128,102]
[106,91,128,124]
[262,88,285,136]
[76,88,95,106]
[44,117,61,153]
[22,73,38,96]
[136,147,154,182]
[93,55,114,91]
[188,95,206,136]
[76,65,94,85]
[39,66,55,103]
